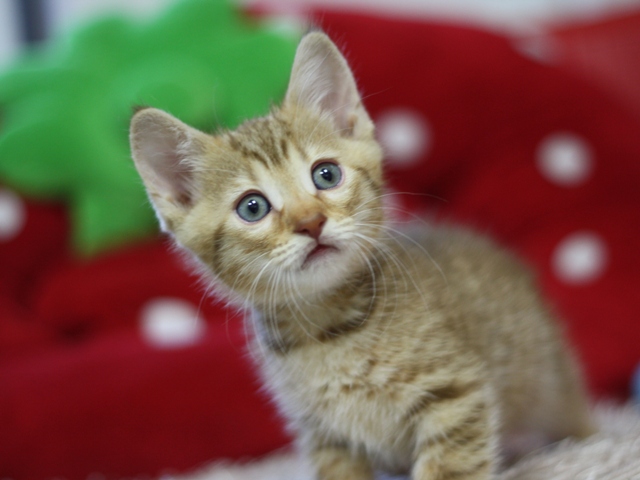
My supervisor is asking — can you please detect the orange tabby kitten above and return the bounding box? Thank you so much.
[130,32,593,480]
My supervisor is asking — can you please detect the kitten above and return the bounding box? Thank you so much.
[130,32,594,480]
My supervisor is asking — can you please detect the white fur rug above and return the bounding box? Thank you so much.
[177,404,640,480]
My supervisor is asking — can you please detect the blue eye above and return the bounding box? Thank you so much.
[236,193,271,222]
[312,162,342,190]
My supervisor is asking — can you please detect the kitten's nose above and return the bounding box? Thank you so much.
[295,213,327,241]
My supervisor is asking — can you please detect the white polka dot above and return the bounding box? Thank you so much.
[513,36,559,64]
[377,109,430,167]
[264,15,306,40]
[0,188,26,241]
[140,298,206,348]
[537,133,593,186]
[552,231,607,284]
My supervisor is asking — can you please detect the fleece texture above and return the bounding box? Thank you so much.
[178,405,640,480]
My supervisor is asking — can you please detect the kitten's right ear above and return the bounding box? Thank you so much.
[284,32,374,139]
[130,108,206,232]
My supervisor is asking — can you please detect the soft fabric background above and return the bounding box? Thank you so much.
[175,405,640,480]
[0,0,639,479]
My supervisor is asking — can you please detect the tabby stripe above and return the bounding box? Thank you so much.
[280,138,289,160]
[226,133,243,152]
[259,315,298,355]
[246,148,270,168]
[211,224,227,274]
[440,459,490,480]
[446,422,487,449]
[263,127,282,166]
[353,166,383,207]
[264,335,296,355]
[264,313,371,354]
[353,165,371,182]
[362,357,379,377]
[404,382,480,421]
[428,406,487,449]
[346,177,364,211]
[316,315,368,343]
[388,357,451,385]
[227,133,271,168]
[319,287,377,343]
[288,135,307,161]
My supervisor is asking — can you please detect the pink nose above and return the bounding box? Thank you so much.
[295,213,327,240]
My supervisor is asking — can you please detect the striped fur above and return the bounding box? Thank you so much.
[130,32,594,479]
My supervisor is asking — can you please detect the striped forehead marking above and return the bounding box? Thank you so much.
[226,118,298,169]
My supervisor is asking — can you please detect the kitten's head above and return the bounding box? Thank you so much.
[130,32,384,305]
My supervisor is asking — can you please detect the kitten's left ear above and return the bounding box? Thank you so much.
[284,32,374,139]
[130,108,208,232]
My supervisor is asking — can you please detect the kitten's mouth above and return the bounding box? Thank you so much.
[302,243,338,269]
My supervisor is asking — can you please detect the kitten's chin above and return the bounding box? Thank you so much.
[293,246,362,297]
[301,244,339,270]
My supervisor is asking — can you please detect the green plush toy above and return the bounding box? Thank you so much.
[0,0,299,255]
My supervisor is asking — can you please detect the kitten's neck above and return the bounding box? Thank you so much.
[250,259,383,355]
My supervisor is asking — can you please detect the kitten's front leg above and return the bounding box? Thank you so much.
[303,434,374,480]
[410,385,498,480]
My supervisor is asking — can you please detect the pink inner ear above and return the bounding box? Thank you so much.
[133,111,196,208]
[319,88,350,131]
[284,33,371,139]
[164,169,193,207]
[149,150,193,206]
